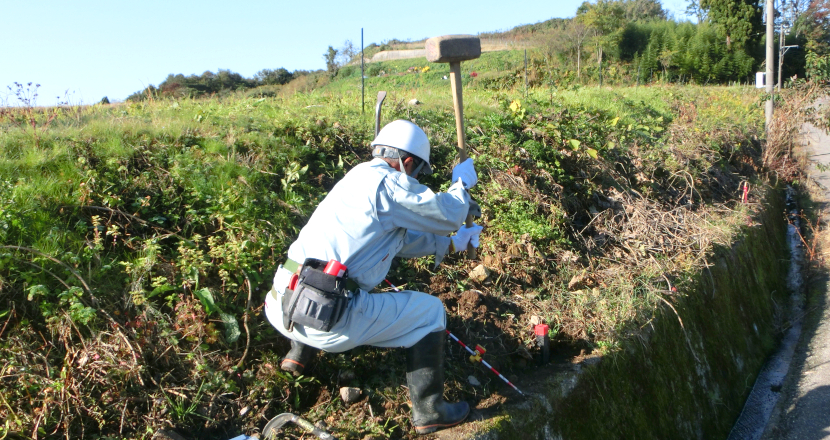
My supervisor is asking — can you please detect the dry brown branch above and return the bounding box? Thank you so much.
[0,303,12,340]
[765,82,823,174]
[791,211,823,263]
[236,272,254,369]
[582,184,744,279]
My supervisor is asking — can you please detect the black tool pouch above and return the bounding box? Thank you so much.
[282,258,351,332]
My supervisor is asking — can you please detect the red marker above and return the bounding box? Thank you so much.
[534,324,550,365]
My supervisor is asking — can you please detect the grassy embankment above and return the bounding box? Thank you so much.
[0,51,795,439]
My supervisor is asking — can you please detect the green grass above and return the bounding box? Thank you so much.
[0,69,783,439]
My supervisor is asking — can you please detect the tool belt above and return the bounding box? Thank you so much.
[282,258,353,332]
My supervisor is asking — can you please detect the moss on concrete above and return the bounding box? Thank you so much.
[466,187,790,439]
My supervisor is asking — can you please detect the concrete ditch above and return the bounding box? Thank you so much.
[438,186,792,440]
[727,187,805,440]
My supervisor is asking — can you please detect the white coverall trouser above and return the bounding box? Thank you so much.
[264,158,470,353]
[264,266,446,352]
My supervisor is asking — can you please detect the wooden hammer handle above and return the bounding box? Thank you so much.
[449,61,476,259]
[450,62,468,161]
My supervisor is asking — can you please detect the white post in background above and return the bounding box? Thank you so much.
[766,0,775,133]
[778,7,785,90]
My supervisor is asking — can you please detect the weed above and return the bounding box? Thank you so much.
[0,76,801,439]
[791,210,824,265]
[162,381,213,423]
[0,83,60,148]
[275,372,319,410]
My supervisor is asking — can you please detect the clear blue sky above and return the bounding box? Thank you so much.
[2,0,688,106]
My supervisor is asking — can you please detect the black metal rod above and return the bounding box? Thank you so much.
[524,49,528,98]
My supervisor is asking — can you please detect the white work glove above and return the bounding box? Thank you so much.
[451,223,483,252]
[452,158,477,189]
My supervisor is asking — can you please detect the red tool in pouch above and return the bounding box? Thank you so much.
[324,260,347,277]
[290,259,346,291]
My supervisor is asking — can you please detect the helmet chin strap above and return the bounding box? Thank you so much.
[397,156,407,176]
[397,156,425,177]
[412,160,425,177]
[375,146,419,177]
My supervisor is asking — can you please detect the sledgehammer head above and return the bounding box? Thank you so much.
[425,35,481,63]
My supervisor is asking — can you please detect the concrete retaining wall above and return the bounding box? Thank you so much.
[368,41,527,63]
[370,49,426,62]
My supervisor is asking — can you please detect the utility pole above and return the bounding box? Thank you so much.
[765,0,774,132]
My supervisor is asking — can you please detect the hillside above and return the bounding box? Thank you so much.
[0,16,822,435]
[127,0,816,105]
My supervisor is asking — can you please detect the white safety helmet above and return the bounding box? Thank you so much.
[371,120,433,175]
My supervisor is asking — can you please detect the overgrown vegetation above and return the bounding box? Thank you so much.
[3,1,829,437]
[3,71,815,438]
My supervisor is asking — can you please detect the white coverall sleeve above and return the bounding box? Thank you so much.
[384,174,470,234]
[379,174,468,267]
[397,230,453,266]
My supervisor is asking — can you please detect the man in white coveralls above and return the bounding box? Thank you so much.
[263,119,482,434]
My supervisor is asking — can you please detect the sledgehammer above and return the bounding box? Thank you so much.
[426,34,481,259]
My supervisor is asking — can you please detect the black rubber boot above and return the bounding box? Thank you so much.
[280,339,319,376]
[406,330,470,435]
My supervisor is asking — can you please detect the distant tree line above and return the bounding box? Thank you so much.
[127,39,363,101]
[126,67,318,101]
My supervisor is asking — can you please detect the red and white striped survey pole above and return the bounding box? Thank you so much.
[384,279,526,396]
